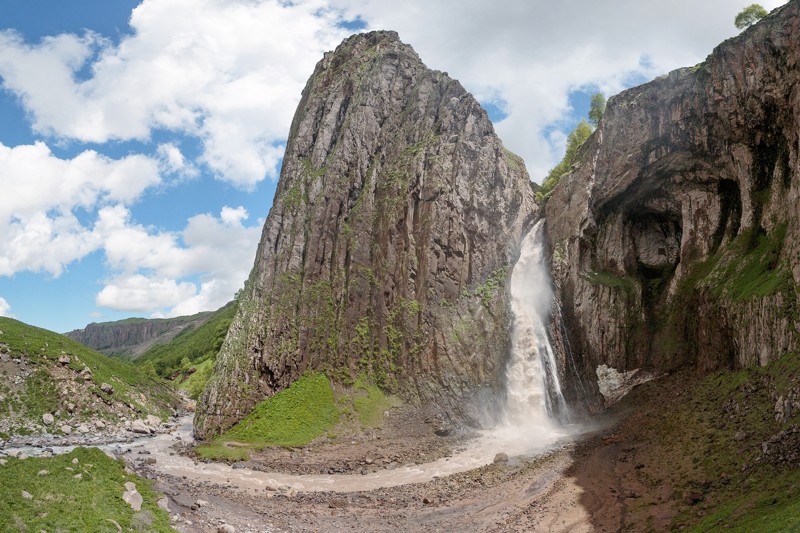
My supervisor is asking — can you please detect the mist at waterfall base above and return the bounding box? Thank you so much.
[484,220,579,455]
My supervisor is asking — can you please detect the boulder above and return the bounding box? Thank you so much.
[42,413,54,426]
[493,452,510,463]
[130,420,152,434]
[100,383,114,395]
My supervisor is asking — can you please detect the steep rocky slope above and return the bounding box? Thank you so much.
[66,312,213,359]
[196,31,537,438]
[0,317,180,439]
[546,1,800,409]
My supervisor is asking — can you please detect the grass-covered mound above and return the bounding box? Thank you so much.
[0,447,173,532]
[195,372,400,461]
[0,317,179,437]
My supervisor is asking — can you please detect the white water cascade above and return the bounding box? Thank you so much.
[502,219,569,434]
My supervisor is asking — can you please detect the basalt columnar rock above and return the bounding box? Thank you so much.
[195,31,537,438]
[546,2,800,409]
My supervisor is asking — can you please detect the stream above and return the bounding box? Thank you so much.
[126,415,577,494]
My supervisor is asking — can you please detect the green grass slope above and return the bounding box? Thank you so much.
[196,372,401,461]
[0,447,174,532]
[0,317,179,438]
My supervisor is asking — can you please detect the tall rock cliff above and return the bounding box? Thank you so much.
[546,1,800,409]
[196,31,537,438]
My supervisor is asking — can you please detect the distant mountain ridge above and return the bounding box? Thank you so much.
[65,312,213,359]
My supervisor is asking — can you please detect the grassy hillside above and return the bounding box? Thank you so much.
[134,301,237,398]
[0,447,174,532]
[576,351,800,531]
[0,317,179,438]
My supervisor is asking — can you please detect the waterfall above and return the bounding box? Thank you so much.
[502,219,569,430]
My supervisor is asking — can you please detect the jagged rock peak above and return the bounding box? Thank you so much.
[195,30,538,438]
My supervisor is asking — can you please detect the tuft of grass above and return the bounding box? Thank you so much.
[353,376,402,428]
[178,357,215,400]
[582,270,635,291]
[0,447,174,532]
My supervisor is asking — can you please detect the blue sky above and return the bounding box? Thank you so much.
[0,0,784,333]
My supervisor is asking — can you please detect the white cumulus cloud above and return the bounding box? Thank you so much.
[0,296,12,317]
[0,141,161,277]
[93,205,261,317]
[0,0,350,187]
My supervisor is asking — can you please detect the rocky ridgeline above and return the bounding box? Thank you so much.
[546,1,800,409]
[196,31,538,438]
[65,312,213,358]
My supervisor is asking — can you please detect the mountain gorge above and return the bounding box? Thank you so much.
[546,0,800,410]
[196,31,537,438]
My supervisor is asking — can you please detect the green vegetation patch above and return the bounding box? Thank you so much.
[582,270,635,292]
[196,372,340,460]
[352,376,402,428]
[625,351,800,531]
[196,372,402,461]
[705,224,789,301]
[136,301,237,379]
[0,447,173,532]
[178,357,214,400]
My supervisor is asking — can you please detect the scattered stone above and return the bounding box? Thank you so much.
[77,425,90,434]
[434,426,452,437]
[328,498,348,509]
[735,430,747,441]
[422,497,433,505]
[157,497,169,511]
[42,413,54,426]
[683,491,704,506]
[218,525,236,533]
[58,354,71,365]
[145,415,161,428]
[144,457,157,465]
[493,452,509,463]
[60,425,72,434]
[73,473,82,479]
[66,403,76,413]
[232,462,246,469]
[100,383,114,395]
[95,420,106,429]
[0,459,7,465]
[131,420,152,434]
[364,456,374,465]
[122,488,143,512]
[21,490,33,500]
[124,482,136,491]
[191,499,209,510]
[72,458,79,464]
[37,470,49,476]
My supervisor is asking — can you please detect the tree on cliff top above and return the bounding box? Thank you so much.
[735,4,768,29]
[538,92,604,199]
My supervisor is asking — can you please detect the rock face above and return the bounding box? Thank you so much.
[65,312,213,358]
[196,31,537,438]
[546,3,800,409]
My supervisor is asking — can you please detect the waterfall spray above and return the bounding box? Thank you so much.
[502,219,569,431]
